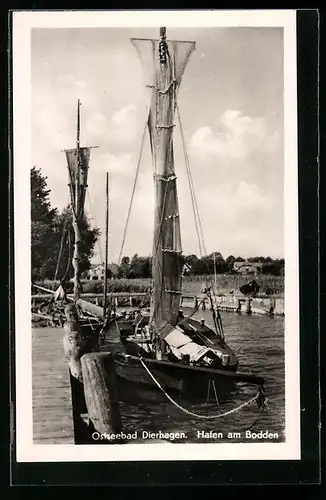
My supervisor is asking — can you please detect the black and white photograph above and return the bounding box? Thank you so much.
[13,10,300,462]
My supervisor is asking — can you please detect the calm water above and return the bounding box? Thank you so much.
[32,310,285,444]
[119,310,285,443]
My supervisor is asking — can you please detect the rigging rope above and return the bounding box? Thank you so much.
[117,118,148,266]
[53,195,71,282]
[176,104,226,311]
[61,225,72,282]
[139,357,263,420]
[176,102,207,259]
[150,179,170,325]
[176,103,205,258]
[54,215,68,282]
[176,102,227,339]
[86,190,103,264]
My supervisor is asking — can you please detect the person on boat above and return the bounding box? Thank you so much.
[132,309,142,326]
[177,309,185,321]
[125,311,132,321]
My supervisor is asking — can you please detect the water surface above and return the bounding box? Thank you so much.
[32,310,285,444]
[119,310,285,443]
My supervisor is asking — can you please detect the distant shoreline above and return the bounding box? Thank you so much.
[34,274,284,298]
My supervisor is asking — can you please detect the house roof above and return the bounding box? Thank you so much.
[234,261,261,267]
[88,262,119,275]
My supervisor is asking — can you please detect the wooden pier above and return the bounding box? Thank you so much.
[32,327,74,443]
[32,325,174,444]
[32,291,284,316]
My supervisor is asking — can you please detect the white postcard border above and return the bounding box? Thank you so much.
[12,9,300,462]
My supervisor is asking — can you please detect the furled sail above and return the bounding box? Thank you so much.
[63,100,96,300]
[131,28,195,335]
[65,146,91,220]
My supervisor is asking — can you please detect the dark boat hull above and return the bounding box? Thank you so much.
[81,315,262,405]
[114,355,237,404]
[97,340,242,404]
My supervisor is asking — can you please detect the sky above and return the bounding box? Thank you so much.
[31,27,284,263]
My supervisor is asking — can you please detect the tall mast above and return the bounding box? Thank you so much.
[131,27,195,341]
[103,172,109,318]
[72,99,81,300]
[77,98,80,150]
[64,100,98,302]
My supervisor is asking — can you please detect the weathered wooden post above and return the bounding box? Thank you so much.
[63,303,88,382]
[269,298,275,315]
[81,352,122,436]
[246,298,252,315]
[63,303,95,443]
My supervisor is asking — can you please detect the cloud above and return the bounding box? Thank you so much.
[85,104,138,146]
[33,71,139,151]
[179,180,278,258]
[92,152,134,179]
[191,109,279,160]
[112,104,136,127]
[32,70,140,195]
[192,180,273,230]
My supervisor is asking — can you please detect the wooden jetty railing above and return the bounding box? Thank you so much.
[32,287,284,316]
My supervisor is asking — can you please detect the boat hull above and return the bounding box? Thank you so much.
[98,343,238,404]
[80,315,261,405]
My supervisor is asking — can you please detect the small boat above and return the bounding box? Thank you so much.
[239,279,260,297]
[39,27,266,441]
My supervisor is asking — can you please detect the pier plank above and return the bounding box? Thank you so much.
[32,327,74,444]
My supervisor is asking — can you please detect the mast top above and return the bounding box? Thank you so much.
[160,27,166,39]
[130,25,195,45]
[77,99,81,151]
[61,100,98,152]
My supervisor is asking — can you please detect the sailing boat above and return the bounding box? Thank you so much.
[63,27,265,405]
[30,27,267,445]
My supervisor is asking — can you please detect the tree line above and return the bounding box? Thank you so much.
[113,253,284,279]
[31,167,284,281]
[31,167,100,281]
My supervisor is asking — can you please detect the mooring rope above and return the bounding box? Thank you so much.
[139,357,261,420]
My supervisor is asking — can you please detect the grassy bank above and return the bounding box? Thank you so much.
[37,274,284,297]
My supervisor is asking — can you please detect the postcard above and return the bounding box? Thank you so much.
[12,9,300,463]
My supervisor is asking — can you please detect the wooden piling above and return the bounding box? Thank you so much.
[63,303,90,382]
[246,298,252,315]
[63,303,97,443]
[81,352,122,435]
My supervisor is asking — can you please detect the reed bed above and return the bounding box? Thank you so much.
[38,274,284,297]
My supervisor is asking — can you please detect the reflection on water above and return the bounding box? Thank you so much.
[119,310,285,443]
